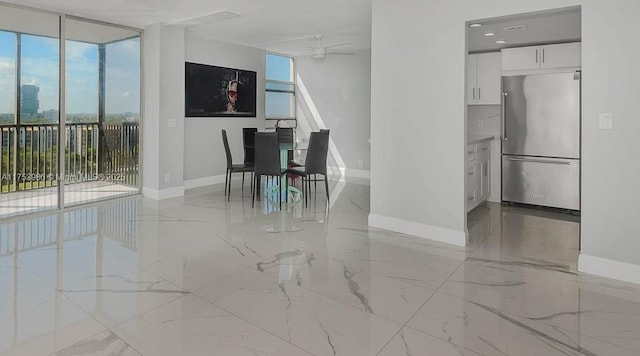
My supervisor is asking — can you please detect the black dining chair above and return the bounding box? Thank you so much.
[253,132,287,208]
[222,129,253,201]
[242,127,257,166]
[275,127,294,144]
[287,130,330,207]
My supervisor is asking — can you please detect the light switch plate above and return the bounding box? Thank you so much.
[598,113,613,130]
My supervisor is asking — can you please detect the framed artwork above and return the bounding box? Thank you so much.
[185,62,257,117]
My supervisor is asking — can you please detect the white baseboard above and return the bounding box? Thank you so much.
[184,174,252,190]
[184,174,227,190]
[368,213,466,247]
[142,186,185,200]
[578,254,640,285]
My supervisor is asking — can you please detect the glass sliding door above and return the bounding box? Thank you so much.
[64,18,140,206]
[0,5,60,218]
[0,3,141,218]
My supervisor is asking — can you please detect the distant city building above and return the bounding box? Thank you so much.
[20,84,39,119]
[43,109,58,121]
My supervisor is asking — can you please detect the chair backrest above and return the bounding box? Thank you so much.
[242,127,257,165]
[221,129,233,169]
[276,127,294,145]
[305,131,329,175]
[254,132,281,176]
[319,129,330,133]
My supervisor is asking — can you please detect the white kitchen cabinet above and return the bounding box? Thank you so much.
[502,42,581,72]
[467,52,501,105]
[501,46,540,71]
[540,43,581,69]
[466,141,491,212]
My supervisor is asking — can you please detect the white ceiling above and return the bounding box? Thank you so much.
[2,0,372,56]
[468,7,581,53]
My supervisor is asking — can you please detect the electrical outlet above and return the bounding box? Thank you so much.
[164,174,170,183]
[598,113,613,130]
[358,159,364,168]
[478,119,484,128]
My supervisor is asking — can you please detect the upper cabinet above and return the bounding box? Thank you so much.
[502,42,581,72]
[468,52,501,105]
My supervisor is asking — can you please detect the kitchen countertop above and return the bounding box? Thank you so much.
[467,134,498,144]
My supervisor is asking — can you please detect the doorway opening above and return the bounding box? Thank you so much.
[464,6,582,271]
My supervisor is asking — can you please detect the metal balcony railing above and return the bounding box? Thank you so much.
[0,122,138,193]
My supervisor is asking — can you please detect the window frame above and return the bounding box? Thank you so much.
[265,52,296,125]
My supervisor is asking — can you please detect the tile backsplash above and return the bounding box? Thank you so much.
[468,105,500,136]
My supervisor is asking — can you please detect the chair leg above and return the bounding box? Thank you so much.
[252,175,257,208]
[224,169,229,197]
[324,174,330,200]
[302,176,306,208]
[250,172,254,196]
[227,171,232,202]
[242,172,245,193]
[279,176,282,209]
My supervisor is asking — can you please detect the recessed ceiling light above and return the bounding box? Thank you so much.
[484,32,496,37]
[496,40,507,44]
[469,23,482,28]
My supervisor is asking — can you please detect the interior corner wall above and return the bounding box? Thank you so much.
[142,24,185,197]
[371,0,640,272]
[295,49,372,175]
[183,33,266,185]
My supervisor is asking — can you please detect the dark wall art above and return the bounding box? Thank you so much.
[185,62,257,117]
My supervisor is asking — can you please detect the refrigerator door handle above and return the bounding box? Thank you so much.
[502,92,508,141]
[506,157,572,165]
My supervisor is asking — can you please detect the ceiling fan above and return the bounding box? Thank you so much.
[305,34,355,59]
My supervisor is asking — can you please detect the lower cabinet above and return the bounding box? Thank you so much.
[466,141,491,212]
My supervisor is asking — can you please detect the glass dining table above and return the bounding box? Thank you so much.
[258,143,306,206]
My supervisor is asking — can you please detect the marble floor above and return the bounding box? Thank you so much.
[1,181,640,355]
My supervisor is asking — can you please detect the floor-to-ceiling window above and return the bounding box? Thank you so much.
[0,5,60,218]
[64,19,140,207]
[0,4,141,219]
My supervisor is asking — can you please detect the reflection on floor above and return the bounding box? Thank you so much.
[1,184,640,355]
[467,202,581,271]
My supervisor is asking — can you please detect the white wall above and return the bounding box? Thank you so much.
[143,24,185,199]
[371,0,640,280]
[295,50,372,176]
[183,33,266,187]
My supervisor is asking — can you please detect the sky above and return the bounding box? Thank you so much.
[0,30,140,115]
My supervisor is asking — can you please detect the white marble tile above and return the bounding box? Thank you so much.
[0,259,105,356]
[141,250,249,292]
[112,294,311,356]
[51,331,141,356]
[378,328,482,356]
[195,268,401,356]
[59,269,188,328]
[274,256,438,324]
[3,181,640,356]
[407,292,640,356]
[438,269,640,354]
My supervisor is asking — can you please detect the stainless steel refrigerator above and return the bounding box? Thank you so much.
[501,72,581,210]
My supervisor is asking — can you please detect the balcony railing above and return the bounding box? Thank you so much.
[0,122,138,194]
